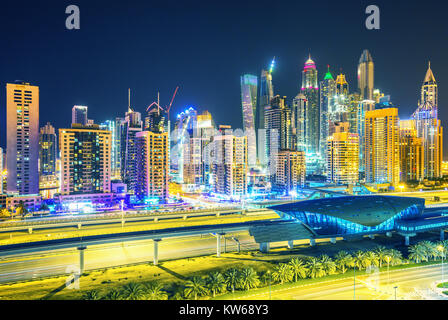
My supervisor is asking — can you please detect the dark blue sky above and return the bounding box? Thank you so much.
[1,0,448,156]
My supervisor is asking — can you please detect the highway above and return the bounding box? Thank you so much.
[229,263,447,300]
[0,231,265,283]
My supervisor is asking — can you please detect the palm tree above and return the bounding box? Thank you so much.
[374,246,388,268]
[105,289,123,300]
[83,290,102,300]
[122,282,146,300]
[260,271,271,286]
[353,251,367,270]
[224,268,240,294]
[420,241,437,261]
[319,255,336,275]
[206,272,226,297]
[271,263,293,284]
[334,251,354,274]
[306,257,326,279]
[238,268,260,291]
[16,201,28,218]
[364,251,379,268]
[289,258,308,281]
[145,282,168,300]
[184,276,208,300]
[408,244,427,263]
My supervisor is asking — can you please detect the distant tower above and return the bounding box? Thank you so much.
[72,105,88,126]
[240,74,258,167]
[411,62,443,178]
[301,55,319,156]
[39,122,58,178]
[319,66,336,159]
[357,49,374,102]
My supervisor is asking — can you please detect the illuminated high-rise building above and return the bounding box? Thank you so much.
[327,122,359,185]
[301,56,320,156]
[347,92,361,134]
[39,122,57,178]
[265,95,291,163]
[399,120,424,182]
[135,131,169,202]
[319,66,336,158]
[119,96,142,191]
[357,49,374,102]
[411,62,443,178]
[365,108,400,185]
[0,147,4,194]
[240,74,258,167]
[291,93,307,152]
[257,58,275,166]
[329,73,349,136]
[59,125,111,195]
[72,105,88,126]
[100,120,120,179]
[272,150,306,195]
[6,81,39,195]
[212,131,248,199]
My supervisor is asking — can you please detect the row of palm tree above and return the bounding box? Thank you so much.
[82,281,168,300]
[408,240,448,263]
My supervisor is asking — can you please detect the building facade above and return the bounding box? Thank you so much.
[241,74,258,167]
[72,105,88,126]
[399,120,424,182]
[6,81,39,195]
[272,150,306,195]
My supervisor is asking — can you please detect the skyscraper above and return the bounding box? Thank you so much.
[272,150,306,195]
[319,66,336,158]
[39,122,58,178]
[357,49,375,102]
[100,120,120,179]
[72,105,88,126]
[365,108,400,185]
[59,125,111,195]
[291,93,307,152]
[6,81,39,195]
[327,122,359,185]
[411,62,443,178]
[240,74,258,167]
[301,56,320,156]
[135,131,169,202]
[265,95,291,164]
[399,120,424,182]
[257,59,275,166]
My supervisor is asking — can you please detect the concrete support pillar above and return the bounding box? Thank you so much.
[216,234,222,257]
[386,232,393,238]
[287,240,294,249]
[28,228,32,234]
[330,237,336,244]
[309,239,316,246]
[153,239,161,266]
[237,242,241,253]
[154,217,158,223]
[183,215,187,220]
[259,242,270,253]
[404,235,410,246]
[216,212,220,217]
[77,223,82,230]
[78,246,87,274]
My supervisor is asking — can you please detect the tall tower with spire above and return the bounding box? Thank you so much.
[357,49,374,102]
[302,55,320,157]
[319,65,336,161]
[411,62,443,178]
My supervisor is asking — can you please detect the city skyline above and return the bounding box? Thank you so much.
[2,1,448,158]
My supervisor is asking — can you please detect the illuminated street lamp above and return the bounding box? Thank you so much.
[394,286,398,300]
[267,270,271,300]
[385,255,391,285]
[437,245,445,283]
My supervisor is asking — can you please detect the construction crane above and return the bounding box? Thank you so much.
[146,86,179,119]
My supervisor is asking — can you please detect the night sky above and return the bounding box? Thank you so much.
[1,0,448,157]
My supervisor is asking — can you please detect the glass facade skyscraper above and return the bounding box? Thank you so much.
[240,74,258,167]
[301,56,319,157]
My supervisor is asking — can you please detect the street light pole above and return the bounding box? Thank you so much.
[438,245,445,283]
[394,286,398,300]
[353,267,356,300]
[268,271,271,300]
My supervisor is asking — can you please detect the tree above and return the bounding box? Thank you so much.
[144,282,168,300]
[0,207,10,219]
[353,251,369,270]
[206,272,226,298]
[105,289,123,300]
[39,203,49,211]
[224,268,240,294]
[122,282,146,300]
[184,276,208,300]
[289,258,308,282]
[306,257,326,279]
[272,263,293,284]
[319,255,336,275]
[387,249,403,266]
[408,244,427,263]
[421,241,438,261]
[16,201,28,218]
[238,268,260,291]
[334,251,354,274]
[83,290,102,300]
[364,251,379,267]
[374,246,388,268]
